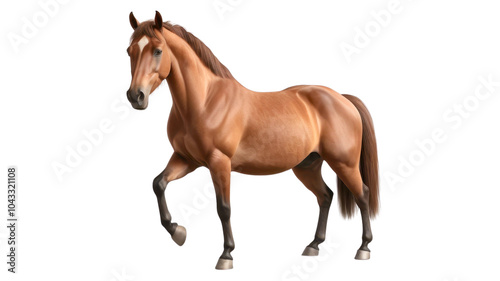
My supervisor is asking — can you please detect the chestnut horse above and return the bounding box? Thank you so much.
[126,11,379,269]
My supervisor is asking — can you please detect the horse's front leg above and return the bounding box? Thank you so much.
[208,150,235,270]
[153,152,197,246]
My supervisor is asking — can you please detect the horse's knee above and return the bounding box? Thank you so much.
[153,173,167,196]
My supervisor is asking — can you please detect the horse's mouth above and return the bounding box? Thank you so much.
[131,102,148,110]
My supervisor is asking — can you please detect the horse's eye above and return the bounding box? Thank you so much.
[154,49,162,56]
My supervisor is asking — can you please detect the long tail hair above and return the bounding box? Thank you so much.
[337,94,379,219]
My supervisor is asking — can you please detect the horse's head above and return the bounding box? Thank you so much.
[126,11,171,110]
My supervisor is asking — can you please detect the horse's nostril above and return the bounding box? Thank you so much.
[126,90,134,103]
[137,91,145,105]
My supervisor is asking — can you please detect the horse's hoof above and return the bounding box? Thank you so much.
[302,246,319,256]
[215,258,233,270]
[171,225,186,246]
[354,249,370,260]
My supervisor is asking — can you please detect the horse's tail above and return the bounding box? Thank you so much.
[337,94,379,219]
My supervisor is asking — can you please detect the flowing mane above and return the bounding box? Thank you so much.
[131,21,234,79]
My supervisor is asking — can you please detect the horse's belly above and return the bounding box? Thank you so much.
[230,130,316,175]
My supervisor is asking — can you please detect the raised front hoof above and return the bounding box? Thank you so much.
[171,225,187,246]
[302,246,319,256]
[354,249,370,260]
[215,258,233,270]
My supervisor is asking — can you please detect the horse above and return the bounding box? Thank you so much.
[126,11,379,270]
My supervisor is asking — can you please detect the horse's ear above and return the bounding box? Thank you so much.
[154,11,163,30]
[129,12,139,30]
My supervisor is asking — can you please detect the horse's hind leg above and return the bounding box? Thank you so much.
[153,153,197,246]
[292,154,333,256]
[326,160,373,260]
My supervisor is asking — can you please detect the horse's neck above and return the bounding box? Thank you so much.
[165,37,217,119]
[166,60,205,114]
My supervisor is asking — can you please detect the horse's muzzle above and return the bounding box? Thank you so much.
[127,88,148,110]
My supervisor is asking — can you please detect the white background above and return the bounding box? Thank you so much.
[1,0,500,280]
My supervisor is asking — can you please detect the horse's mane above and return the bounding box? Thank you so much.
[131,21,234,79]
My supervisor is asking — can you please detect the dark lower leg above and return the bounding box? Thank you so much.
[153,174,177,235]
[307,186,333,250]
[292,160,333,255]
[217,197,234,260]
[356,184,373,253]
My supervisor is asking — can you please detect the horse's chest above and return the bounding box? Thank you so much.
[167,121,211,165]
